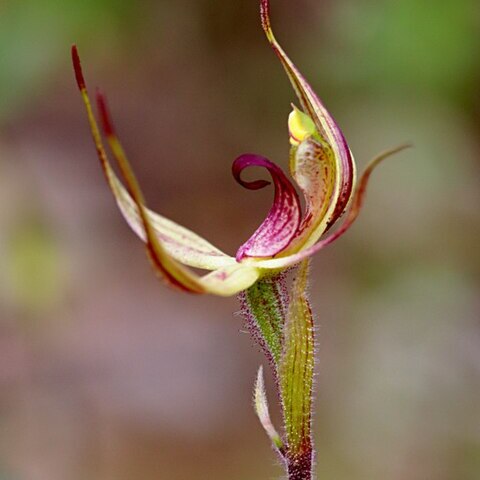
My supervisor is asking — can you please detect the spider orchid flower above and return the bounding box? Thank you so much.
[72,0,407,297]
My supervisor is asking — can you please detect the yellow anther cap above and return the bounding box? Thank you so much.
[288,106,316,146]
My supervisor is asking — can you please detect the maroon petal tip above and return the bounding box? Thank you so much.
[71,45,86,91]
[95,91,115,137]
[260,0,271,32]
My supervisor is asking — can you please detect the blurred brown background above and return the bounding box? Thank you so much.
[0,0,479,479]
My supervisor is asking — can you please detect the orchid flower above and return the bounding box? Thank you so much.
[71,0,408,298]
[73,2,409,479]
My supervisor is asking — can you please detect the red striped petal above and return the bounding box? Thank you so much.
[233,154,301,261]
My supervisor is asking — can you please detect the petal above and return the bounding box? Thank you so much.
[254,145,411,270]
[92,86,234,271]
[260,0,356,242]
[232,154,301,261]
[108,173,236,270]
[285,137,337,252]
[200,263,261,296]
[72,46,257,296]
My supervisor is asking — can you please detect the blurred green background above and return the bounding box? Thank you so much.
[0,0,479,479]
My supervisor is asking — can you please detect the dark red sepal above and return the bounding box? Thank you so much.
[71,45,86,91]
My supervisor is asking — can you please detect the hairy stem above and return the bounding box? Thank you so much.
[287,451,313,480]
[281,260,314,480]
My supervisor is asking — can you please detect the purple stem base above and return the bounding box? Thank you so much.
[287,450,313,480]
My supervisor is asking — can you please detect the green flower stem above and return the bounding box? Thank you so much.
[281,260,314,479]
[243,260,315,480]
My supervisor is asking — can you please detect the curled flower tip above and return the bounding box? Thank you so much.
[288,105,316,146]
[232,155,271,191]
[71,45,86,91]
[96,91,115,137]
